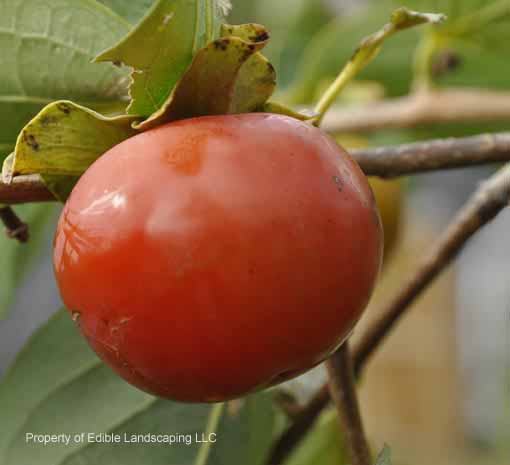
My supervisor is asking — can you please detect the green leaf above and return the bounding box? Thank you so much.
[283,408,347,465]
[374,444,392,465]
[0,0,131,166]
[0,310,276,465]
[98,0,155,24]
[136,27,275,130]
[7,101,139,201]
[286,0,510,107]
[95,0,232,118]
[254,0,332,89]
[0,204,58,319]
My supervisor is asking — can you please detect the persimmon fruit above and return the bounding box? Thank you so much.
[54,113,383,402]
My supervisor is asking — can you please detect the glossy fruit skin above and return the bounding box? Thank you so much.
[54,113,383,403]
[335,134,402,259]
[368,177,402,258]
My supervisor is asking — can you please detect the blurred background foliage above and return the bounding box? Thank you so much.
[0,1,509,465]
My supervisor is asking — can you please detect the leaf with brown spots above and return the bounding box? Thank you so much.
[135,24,276,130]
[6,101,139,201]
[95,0,232,118]
[220,24,277,115]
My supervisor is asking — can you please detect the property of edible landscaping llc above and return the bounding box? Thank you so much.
[25,432,217,446]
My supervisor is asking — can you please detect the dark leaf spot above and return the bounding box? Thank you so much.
[24,133,39,151]
[40,115,57,126]
[251,31,270,42]
[214,39,229,51]
[57,103,71,114]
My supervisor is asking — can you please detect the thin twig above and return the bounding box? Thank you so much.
[353,162,510,373]
[2,133,510,205]
[268,387,330,465]
[351,132,510,178]
[326,342,371,465]
[273,390,304,421]
[269,163,510,464]
[0,206,29,243]
[322,88,510,133]
[0,174,54,204]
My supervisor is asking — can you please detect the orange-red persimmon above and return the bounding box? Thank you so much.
[54,114,383,403]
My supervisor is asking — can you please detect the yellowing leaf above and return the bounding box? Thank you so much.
[95,0,232,117]
[7,101,139,201]
[220,24,276,114]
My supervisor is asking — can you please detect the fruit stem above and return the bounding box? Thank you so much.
[194,402,225,465]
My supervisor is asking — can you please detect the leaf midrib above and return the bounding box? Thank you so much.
[54,396,157,465]
[0,359,101,461]
[2,359,160,465]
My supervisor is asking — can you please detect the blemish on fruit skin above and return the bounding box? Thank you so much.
[165,134,206,175]
[71,311,81,323]
[332,175,343,192]
[110,317,132,336]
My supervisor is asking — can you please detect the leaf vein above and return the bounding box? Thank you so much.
[2,359,101,462]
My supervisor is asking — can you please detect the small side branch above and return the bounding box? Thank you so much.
[268,387,330,465]
[323,88,510,133]
[326,342,371,465]
[0,207,29,243]
[270,163,510,463]
[352,132,510,178]
[2,132,510,205]
[0,175,54,204]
